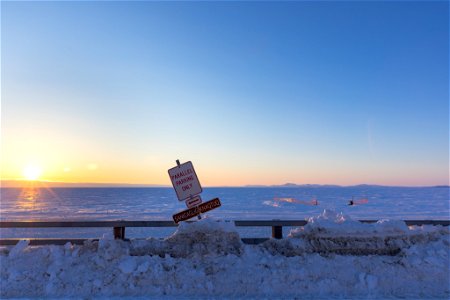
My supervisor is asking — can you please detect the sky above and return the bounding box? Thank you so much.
[1,1,448,187]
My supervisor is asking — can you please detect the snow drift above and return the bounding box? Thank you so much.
[1,211,449,298]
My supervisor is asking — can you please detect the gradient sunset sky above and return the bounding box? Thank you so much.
[1,1,448,186]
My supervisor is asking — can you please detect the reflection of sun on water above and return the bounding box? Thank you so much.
[16,181,62,216]
[22,187,40,201]
[18,186,42,210]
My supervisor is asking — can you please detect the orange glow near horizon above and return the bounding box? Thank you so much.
[0,152,447,187]
[0,162,446,187]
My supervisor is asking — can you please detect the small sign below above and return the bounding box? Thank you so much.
[172,206,200,224]
[186,195,202,208]
[198,197,221,214]
[173,198,221,223]
[168,161,202,201]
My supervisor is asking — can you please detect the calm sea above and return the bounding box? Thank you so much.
[1,186,449,239]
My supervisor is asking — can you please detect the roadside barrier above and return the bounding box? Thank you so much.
[0,220,448,246]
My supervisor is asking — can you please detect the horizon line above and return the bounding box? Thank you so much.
[1,179,448,189]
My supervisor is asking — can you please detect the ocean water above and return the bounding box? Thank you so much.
[1,186,449,239]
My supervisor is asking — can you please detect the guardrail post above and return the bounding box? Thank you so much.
[272,225,283,239]
[113,227,125,240]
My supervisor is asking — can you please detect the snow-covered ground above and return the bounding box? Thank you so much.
[1,210,449,298]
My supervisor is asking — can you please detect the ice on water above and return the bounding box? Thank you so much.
[0,186,448,239]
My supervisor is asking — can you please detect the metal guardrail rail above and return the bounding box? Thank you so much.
[0,220,448,246]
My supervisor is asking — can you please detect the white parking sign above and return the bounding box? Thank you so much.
[168,161,203,201]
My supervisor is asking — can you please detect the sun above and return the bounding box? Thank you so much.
[22,165,42,181]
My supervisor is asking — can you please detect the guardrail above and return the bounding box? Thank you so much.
[0,220,448,246]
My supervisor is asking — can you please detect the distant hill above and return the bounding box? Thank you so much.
[244,183,445,188]
[277,183,342,188]
[245,183,342,188]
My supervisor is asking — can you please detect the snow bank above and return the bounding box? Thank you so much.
[277,209,448,256]
[130,217,243,258]
[1,212,449,298]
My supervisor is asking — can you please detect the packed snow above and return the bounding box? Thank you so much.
[1,210,448,298]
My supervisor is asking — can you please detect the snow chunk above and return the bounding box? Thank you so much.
[174,216,237,235]
[118,256,137,274]
[295,209,409,236]
[98,239,129,261]
[9,240,29,259]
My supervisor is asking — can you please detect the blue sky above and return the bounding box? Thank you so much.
[1,1,448,186]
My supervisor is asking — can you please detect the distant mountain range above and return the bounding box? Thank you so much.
[1,180,448,189]
[244,183,341,188]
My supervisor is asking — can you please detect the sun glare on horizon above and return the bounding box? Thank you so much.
[22,165,42,181]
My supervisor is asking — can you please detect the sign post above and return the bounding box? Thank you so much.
[168,160,203,201]
[168,160,221,223]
